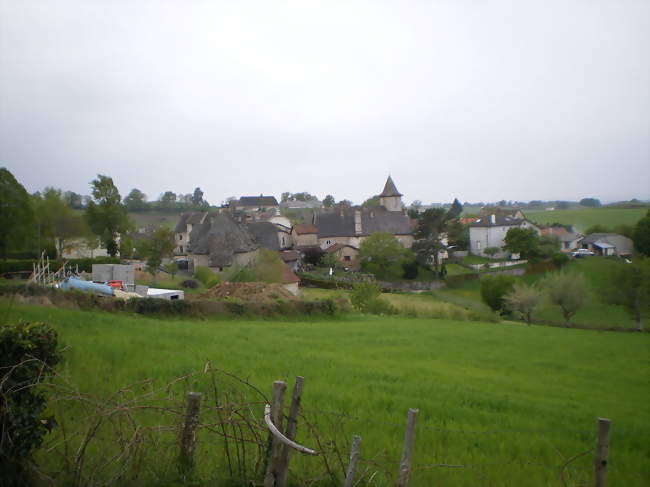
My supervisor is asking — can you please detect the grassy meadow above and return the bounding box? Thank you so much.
[1,300,648,486]
[525,207,647,231]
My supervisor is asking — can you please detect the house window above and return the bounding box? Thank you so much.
[326,240,332,246]
[180,245,183,253]
[344,255,351,262]
[179,235,183,240]
[476,241,481,250]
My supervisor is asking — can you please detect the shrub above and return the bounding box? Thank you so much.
[194,266,220,287]
[180,279,200,289]
[1,321,61,484]
[480,274,516,313]
[542,271,589,326]
[402,260,419,280]
[350,281,381,312]
[319,252,338,269]
[503,283,542,325]
[552,253,570,269]
[484,247,500,257]
[228,266,257,283]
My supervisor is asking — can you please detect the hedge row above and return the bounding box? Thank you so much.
[0,257,121,275]
[0,284,339,317]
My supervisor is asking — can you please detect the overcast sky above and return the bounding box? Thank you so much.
[1,0,648,206]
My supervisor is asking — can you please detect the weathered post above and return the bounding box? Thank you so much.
[179,392,202,473]
[275,376,304,487]
[343,435,362,487]
[593,417,611,487]
[396,408,419,487]
[264,380,287,487]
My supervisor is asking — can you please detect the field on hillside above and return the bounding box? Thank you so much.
[525,207,646,231]
[129,210,181,229]
[2,302,648,486]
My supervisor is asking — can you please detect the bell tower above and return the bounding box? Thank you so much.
[379,175,403,212]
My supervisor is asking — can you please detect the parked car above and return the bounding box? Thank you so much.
[571,249,595,257]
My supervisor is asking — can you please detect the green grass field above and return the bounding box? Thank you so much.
[525,207,647,231]
[2,301,648,486]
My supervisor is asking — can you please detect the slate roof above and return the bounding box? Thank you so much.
[324,243,358,253]
[581,233,624,245]
[174,212,208,232]
[469,215,526,227]
[279,250,300,262]
[292,224,318,235]
[187,213,258,267]
[316,207,412,238]
[246,221,280,250]
[379,176,402,197]
[237,196,279,208]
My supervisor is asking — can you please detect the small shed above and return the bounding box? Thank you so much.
[146,288,185,300]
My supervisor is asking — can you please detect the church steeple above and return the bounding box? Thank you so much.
[379,175,403,211]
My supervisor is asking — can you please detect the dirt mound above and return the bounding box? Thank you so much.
[203,282,296,302]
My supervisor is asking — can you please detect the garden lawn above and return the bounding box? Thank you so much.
[1,301,648,486]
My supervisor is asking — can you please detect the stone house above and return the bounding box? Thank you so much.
[233,195,279,213]
[290,224,319,248]
[246,221,292,251]
[312,177,414,263]
[540,227,582,253]
[469,213,540,258]
[174,212,209,255]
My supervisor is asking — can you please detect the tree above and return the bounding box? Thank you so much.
[503,227,539,258]
[585,224,609,235]
[449,198,463,218]
[85,174,131,257]
[191,187,206,207]
[633,209,650,256]
[63,191,84,209]
[604,258,650,331]
[164,261,179,280]
[542,271,589,326]
[0,168,35,259]
[362,195,381,207]
[480,274,516,313]
[137,227,175,279]
[323,195,335,208]
[123,188,148,211]
[538,235,560,258]
[504,283,542,325]
[336,200,353,208]
[33,188,85,257]
[319,252,338,269]
[446,219,469,251]
[484,247,500,257]
[159,191,177,209]
[281,192,291,202]
[579,198,601,208]
[412,208,450,276]
[358,233,410,279]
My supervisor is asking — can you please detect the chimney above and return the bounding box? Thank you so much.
[491,214,496,225]
[354,210,362,235]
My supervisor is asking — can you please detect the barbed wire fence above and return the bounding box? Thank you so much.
[2,361,645,487]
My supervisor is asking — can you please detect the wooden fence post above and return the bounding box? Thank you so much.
[179,392,202,473]
[343,435,362,487]
[593,417,611,487]
[264,380,287,487]
[275,376,304,487]
[396,408,418,487]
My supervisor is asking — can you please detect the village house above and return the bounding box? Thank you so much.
[233,195,279,213]
[540,226,582,253]
[469,212,540,258]
[312,176,414,264]
[580,233,634,256]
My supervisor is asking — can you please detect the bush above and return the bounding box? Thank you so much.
[402,260,419,280]
[180,279,200,289]
[552,253,570,269]
[542,271,589,326]
[480,274,516,313]
[1,321,61,484]
[349,282,395,314]
[194,266,221,287]
[228,266,257,283]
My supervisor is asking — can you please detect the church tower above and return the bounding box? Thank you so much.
[379,175,404,212]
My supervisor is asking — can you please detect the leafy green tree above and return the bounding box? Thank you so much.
[0,168,35,259]
[412,208,450,277]
[335,199,353,208]
[191,187,206,207]
[323,195,335,208]
[504,283,542,325]
[319,252,338,269]
[137,227,175,280]
[585,224,609,235]
[480,274,516,313]
[538,235,561,258]
[579,198,601,207]
[542,271,589,326]
[358,233,410,279]
[349,281,382,312]
[362,195,381,207]
[446,219,469,251]
[63,191,84,209]
[603,257,650,331]
[159,191,177,209]
[503,227,539,258]
[449,198,463,218]
[85,175,131,257]
[123,188,148,211]
[164,261,179,280]
[633,209,650,256]
[33,188,84,258]
[119,235,135,259]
